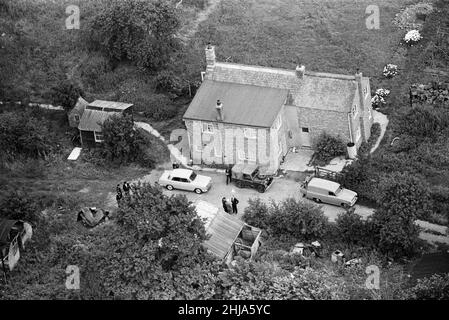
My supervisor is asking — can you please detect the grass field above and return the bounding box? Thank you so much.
[191,0,418,82]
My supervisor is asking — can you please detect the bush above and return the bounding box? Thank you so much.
[183,0,209,10]
[78,53,112,91]
[142,94,179,121]
[430,186,449,224]
[49,80,83,111]
[335,209,377,247]
[0,190,41,223]
[313,132,346,165]
[358,122,381,155]
[88,0,181,71]
[99,114,150,166]
[242,198,270,230]
[242,198,330,240]
[397,105,449,140]
[339,156,378,203]
[405,273,449,300]
[155,70,184,96]
[0,110,57,160]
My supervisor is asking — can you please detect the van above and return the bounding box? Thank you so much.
[300,177,357,208]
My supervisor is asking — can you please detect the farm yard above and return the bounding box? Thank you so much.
[1,0,449,301]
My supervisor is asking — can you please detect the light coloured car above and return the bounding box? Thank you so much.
[300,177,357,208]
[158,168,212,194]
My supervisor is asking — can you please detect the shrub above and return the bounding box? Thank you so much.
[429,186,449,224]
[405,273,449,300]
[335,209,377,246]
[383,64,398,78]
[358,122,382,155]
[313,132,346,165]
[78,54,112,91]
[0,189,41,223]
[242,198,270,230]
[183,0,209,10]
[242,198,330,240]
[49,80,83,111]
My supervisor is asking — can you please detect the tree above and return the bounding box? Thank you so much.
[335,209,376,247]
[49,80,83,111]
[89,0,181,71]
[99,114,151,166]
[397,105,449,140]
[242,198,270,230]
[100,183,220,299]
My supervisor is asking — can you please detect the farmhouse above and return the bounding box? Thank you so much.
[76,100,133,148]
[183,45,374,170]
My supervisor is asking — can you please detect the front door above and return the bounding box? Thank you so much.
[301,127,311,147]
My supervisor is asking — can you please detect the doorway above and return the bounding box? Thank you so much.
[301,127,311,147]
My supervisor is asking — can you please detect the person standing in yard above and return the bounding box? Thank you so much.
[225,166,232,185]
[116,184,122,196]
[116,191,122,205]
[222,197,229,213]
[231,195,239,214]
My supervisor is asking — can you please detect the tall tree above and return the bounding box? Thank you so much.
[89,0,181,71]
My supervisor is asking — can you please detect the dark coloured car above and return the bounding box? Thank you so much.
[231,163,274,193]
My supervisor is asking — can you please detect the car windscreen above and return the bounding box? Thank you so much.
[189,172,197,181]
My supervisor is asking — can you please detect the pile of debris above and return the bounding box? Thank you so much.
[411,82,449,106]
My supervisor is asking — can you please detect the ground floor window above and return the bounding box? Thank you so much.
[94,131,104,143]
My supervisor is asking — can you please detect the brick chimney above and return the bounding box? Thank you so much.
[295,65,305,78]
[205,43,216,73]
[216,99,223,121]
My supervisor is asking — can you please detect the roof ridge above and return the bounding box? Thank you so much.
[215,62,360,81]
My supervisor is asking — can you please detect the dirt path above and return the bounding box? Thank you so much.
[177,0,222,43]
[370,110,389,154]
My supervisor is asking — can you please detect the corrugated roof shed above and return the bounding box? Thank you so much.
[203,211,245,260]
[78,109,121,132]
[183,80,288,127]
[88,100,133,111]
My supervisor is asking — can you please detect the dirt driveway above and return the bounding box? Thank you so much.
[133,169,374,222]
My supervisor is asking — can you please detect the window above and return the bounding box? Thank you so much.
[172,177,181,182]
[328,192,336,196]
[74,114,80,122]
[202,122,214,133]
[244,128,256,139]
[301,127,309,133]
[189,172,197,181]
[94,131,104,143]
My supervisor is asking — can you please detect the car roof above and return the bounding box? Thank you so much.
[172,168,193,179]
[308,177,340,192]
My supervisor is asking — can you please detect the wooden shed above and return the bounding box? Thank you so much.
[77,100,133,148]
[195,201,262,264]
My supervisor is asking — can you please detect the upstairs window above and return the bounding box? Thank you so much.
[202,123,214,133]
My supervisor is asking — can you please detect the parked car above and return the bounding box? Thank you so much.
[158,168,212,194]
[231,163,274,193]
[300,177,357,208]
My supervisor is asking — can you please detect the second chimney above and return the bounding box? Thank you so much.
[216,99,223,121]
[205,43,216,73]
[296,65,305,78]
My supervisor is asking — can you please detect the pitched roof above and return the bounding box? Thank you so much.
[204,212,245,259]
[78,109,121,132]
[69,96,88,115]
[208,62,360,112]
[87,100,133,111]
[183,80,288,127]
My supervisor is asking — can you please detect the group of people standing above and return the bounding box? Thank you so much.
[222,195,239,214]
[116,181,131,204]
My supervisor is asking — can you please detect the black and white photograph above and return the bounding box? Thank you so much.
[0,0,448,310]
